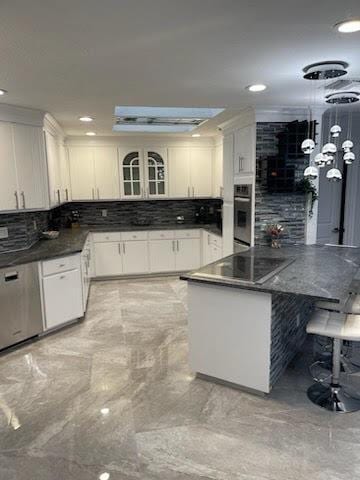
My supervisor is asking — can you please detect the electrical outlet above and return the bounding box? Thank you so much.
[33,220,37,230]
[0,227,9,239]
[101,209,108,217]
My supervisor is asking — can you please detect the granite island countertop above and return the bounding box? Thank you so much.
[0,223,221,269]
[181,244,360,304]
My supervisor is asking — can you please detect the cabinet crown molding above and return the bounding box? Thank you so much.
[0,103,45,127]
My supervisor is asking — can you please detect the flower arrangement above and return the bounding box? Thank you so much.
[266,223,284,248]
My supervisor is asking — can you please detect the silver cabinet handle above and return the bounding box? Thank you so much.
[123,242,126,254]
[177,240,179,251]
[172,240,175,252]
[14,191,19,209]
[118,243,121,255]
[192,187,195,197]
[208,234,210,245]
[97,188,100,199]
[57,189,61,203]
[21,191,26,209]
[65,188,69,201]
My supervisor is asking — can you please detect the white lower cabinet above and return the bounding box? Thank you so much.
[175,238,201,271]
[41,255,84,330]
[202,231,223,266]
[149,239,176,272]
[122,241,149,274]
[94,242,122,277]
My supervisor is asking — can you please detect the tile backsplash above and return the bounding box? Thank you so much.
[0,199,222,253]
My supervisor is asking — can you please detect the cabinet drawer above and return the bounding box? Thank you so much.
[121,231,148,241]
[210,234,222,247]
[175,229,201,239]
[92,232,121,243]
[148,230,174,240]
[42,254,80,276]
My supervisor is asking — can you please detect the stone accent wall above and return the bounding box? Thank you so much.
[0,199,222,253]
[255,122,308,246]
[270,293,314,386]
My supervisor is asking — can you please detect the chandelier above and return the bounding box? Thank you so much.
[302,61,358,182]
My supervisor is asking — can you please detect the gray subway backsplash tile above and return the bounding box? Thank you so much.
[0,199,222,254]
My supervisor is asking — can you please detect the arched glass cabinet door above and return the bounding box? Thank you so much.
[120,150,142,197]
[145,149,167,197]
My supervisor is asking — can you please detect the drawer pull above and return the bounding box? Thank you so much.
[59,275,65,279]
[58,264,65,268]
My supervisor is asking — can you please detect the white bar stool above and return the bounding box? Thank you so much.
[306,308,360,413]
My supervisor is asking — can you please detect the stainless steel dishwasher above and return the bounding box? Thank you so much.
[0,262,43,350]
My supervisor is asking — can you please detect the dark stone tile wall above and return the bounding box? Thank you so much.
[270,293,314,386]
[0,199,222,253]
[255,122,307,246]
[53,199,222,227]
[0,211,49,254]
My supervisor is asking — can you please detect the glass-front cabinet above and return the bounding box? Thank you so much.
[119,148,168,199]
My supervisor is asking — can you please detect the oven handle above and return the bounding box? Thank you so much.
[234,197,251,202]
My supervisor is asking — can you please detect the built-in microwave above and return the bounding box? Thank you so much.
[234,184,252,246]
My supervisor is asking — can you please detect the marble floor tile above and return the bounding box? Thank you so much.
[1,276,360,480]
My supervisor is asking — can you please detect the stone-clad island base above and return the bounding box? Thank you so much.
[187,282,313,394]
[182,245,360,394]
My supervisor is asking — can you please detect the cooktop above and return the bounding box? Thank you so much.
[193,254,294,284]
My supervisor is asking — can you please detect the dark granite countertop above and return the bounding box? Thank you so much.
[0,224,221,269]
[181,245,360,303]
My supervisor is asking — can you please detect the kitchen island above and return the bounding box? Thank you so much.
[181,245,360,394]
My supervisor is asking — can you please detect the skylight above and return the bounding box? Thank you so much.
[113,106,224,133]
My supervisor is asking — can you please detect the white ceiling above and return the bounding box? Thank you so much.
[0,0,359,136]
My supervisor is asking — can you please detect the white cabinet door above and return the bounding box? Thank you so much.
[190,147,213,197]
[94,146,120,200]
[13,124,47,209]
[0,122,18,211]
[213,143,223,198]
[144,148,168,198]
[202,232,213,266]
[176,238,201,271]
[118,148,144,199]
[211,244,222,262]
[68,146,95,200]
[94,242,123,276]
[59,143,71,202]
[149,239,176,272]
[234,125,255,175]
[43,269,83,330]
[168,147,191,198]
[122,240,149,274]
[45,131,62,206]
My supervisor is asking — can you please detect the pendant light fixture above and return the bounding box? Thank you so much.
[302,60,357,184]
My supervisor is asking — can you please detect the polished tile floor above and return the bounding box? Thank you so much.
[1,277,360,480]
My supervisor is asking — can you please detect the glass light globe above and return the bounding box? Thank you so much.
[330,125,342,138]
[344,152,355,164]
[326,168,342,182]
[322,143,337,155]
[342,140,354,152]
[314,153,327,167]
[304,166,318,179]
[301,139,315,154]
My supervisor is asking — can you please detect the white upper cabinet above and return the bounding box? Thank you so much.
[168,147,191,198]
[68,147,95,200]
[233,124,255,176]
[168,146,213,198]
[118,148,143,199]
[0,122,19,211]
[45,130,62,207]
[213,142,223,198]
[94,147,119,200]
[144,148,168,198]
[13,124,47,209]
[0,121,47,211]
[59,142,71,202]
[190,146,213,197]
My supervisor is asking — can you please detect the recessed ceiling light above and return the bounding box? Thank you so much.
[79,116,93,122]
[0,89,8,95]
[247,84,267,92]
[86,131,96,136]
[192,133,201,137]
[335,19,360,33]
[99,473,110,480]
[100,407,110,415]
